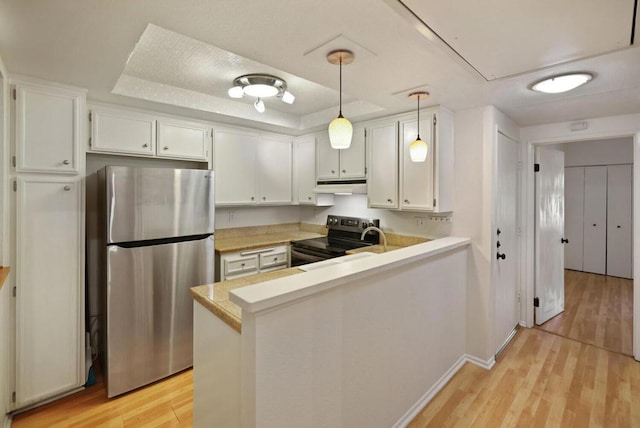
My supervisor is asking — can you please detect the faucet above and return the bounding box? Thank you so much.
[361,226,387,252]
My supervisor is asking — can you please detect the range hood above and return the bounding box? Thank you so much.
[313,180,367,195]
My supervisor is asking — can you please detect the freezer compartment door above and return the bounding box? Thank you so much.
[106,235,214,397]
[104,166,214,243]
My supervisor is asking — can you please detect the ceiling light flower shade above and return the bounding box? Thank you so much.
[327,50,354,149]
[531,73,593,94]
[228,74,295,113]
[409,91,429,162]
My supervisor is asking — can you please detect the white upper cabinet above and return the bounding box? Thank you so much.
[157,118,210,161]
[257,137,292,204]
[294,136,334,206]
[90,106,211,161]
[214,129,259,205]
[91,107,156,156]
[399,106,454,213]
[316,127,366,181]
[367,121,399,209]
[15,82,84,174]
[214,129,292,206]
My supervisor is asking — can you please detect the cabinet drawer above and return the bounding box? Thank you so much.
[259,249,288,269]
[224,255,259,276]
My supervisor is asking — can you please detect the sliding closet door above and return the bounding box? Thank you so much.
[607,164,633,279]
[564,167,584,271]
[582,167,607,275]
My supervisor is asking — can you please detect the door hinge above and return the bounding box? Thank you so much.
[12,391,15,403]
[364,166,367,174]
[12,286,16,297]
[88,112,92,122]
[433,198,436,207]
[12,156,16,167]
[89,137,92,147]
[433,115,437,126]
[534,297,540,307]
[13,181,17,192]
[534,163,540,172]
[12,88,17,100]
[517,160,523,169]
[211,129,214,138]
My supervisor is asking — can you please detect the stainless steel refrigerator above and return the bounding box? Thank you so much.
[97,166,214,397]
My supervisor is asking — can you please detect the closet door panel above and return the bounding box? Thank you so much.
[582,167,607,275]
[564,167,584,271]
[607,164,632,279]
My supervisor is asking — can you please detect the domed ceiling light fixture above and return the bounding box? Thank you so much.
[531,72,593,94]
[408,91,429,162]
[327,49,354,149]
[228,73,295,113]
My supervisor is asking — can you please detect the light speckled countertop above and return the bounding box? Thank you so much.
[0,267,9,290]
[215,222,326,253]
[191,268,302,333]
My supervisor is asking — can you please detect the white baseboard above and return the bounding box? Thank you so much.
[3,414,11,428]
[392,354,467,428]
[465,353,495,370]
[519,321,528,328]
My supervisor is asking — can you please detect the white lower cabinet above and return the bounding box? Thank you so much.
[15,177,84,408]
[217,245,289,281]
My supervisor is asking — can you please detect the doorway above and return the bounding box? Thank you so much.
[532,137,634,356]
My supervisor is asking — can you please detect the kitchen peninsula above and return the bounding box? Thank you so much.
[192,236,470,428]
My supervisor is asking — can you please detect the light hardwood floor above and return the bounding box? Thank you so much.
[537,269,633,356]
[11,368,193,427]
[409,327,640,427]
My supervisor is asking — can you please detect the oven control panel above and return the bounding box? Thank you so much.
[326,215,380,233]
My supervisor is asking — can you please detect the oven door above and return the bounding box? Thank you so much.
[290,247,335,267]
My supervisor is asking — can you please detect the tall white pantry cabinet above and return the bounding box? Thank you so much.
[10,79,86,409]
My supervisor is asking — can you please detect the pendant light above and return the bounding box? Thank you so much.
[408,91,429,162]
[327,50,354,149]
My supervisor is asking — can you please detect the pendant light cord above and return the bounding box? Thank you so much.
[338,56,343,118]
[416,95,420,139]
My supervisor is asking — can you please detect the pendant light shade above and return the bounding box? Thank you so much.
[408,91,429,162]
[327,50,354,150]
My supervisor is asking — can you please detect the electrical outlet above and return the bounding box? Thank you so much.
[414,216,426,227]
[228,211,235,222]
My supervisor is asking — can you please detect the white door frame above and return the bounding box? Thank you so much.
[523,131,640,361]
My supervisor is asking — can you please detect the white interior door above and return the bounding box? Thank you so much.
[564,167,585,271]
[583,167,607,275]
[495,133,520,353]
[607,164,633,278]
[535,147,565,325]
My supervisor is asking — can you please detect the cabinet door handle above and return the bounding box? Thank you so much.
[62,160,70,165]
[593,224,597,227]
[308,196,312,200]
[262,196,266,200]
[497,252,506,260]
[63,185,71,191]
[387,199,392,203]
[561,238,569,244]
[142,143,149,148]
[163,146,169,150]
[342,169,346,173]
[251,196,255,201]
[404,199,409,204]
[331,170,335,174]
[617,225,621,228]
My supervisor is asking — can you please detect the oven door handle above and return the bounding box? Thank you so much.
[290,248,327,263]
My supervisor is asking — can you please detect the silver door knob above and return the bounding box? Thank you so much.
[62,160,70,165]
[142,143,149,148]
[63,186,71,191]
[163,146,169,150]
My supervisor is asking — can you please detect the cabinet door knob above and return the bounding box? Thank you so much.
[404,199,409,204]
[308,196,312,200]
[241,263,245,267]
[617,225,621,228]
[497,252,506,260]
[331,170,335,174]
[387,199,392,203]
[561,238,569,244]
[593,224,597,227]
[62,160,70,165]
[163,146,169,150]
[342,169,346,173]
[63,185,71,191]
[251,196,255,201]
[142,143,149,148]
[262,196,266,200]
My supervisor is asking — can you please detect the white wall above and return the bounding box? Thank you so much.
[299,194,452,238]
[555,137,633,167]
[451,105,520,363]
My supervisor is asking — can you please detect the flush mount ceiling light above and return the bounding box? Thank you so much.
[530,73,593,94]
[228,73,295,113]
[408,91,429,162]
[327,49,354,150]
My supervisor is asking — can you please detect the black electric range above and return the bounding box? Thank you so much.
[290,215,380,266]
